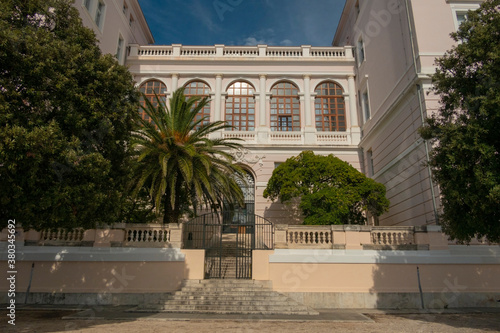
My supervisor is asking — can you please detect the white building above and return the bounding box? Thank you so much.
[76,0,485,227]
[74,0,154,64]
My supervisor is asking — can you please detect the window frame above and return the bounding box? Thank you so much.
[116,35,124,64]
[138,80,167,123]
[450,3,480,30]
[361,88,371,123]
[357,36,365,66]
[183,81,211,129]
[94,0,105,30]
[366,149,375,177]
[84,0,92,12]
[270,82,301,132]
[225,81,256,131]
[122,1,128,15]
[314,82,347,132]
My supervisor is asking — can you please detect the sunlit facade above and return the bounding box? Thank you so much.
[126,44,360,223]
[76,0,485,227]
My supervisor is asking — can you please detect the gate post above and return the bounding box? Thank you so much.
[168,223,183,248]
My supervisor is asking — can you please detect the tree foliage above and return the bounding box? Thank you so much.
[263,151,389,225]
[420,0,500,242]
[131,89,246,224]
[0,0,141,229]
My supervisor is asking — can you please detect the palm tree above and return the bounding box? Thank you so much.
[131,88,245,224]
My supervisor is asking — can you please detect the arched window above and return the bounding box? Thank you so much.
[225,82,255,131]
[139,80,167,122]
[314,82,346,131]
[270,82,300,131]
[184,81,211,127]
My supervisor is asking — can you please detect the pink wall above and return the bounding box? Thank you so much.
[75,0,153,64]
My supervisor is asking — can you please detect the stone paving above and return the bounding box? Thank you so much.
[2,306,500,333]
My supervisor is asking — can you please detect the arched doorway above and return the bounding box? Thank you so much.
[234,170,255,215]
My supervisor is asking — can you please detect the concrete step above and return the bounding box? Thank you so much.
[184,279,271,284]
[176,286,274,293]
[182,280,272,288]
[167,290,286,298]
[144,304,316,314]
[154,300,301,307]
[165,295,290,301]
[134,308,319,316]
[136,279,319,316]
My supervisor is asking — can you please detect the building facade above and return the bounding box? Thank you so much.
[333,0,483,226]
[2,0,498,312]
[126,44,361,224]
[74,0,154,64]
[76,0,484,227]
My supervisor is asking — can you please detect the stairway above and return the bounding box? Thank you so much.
[137,279,319,315]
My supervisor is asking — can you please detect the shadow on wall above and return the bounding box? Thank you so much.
[2,247,188,308]
[370,248,500,314]
[264,200,304,225]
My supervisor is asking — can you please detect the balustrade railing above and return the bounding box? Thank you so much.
[39,228,85,243]
[266,47,303,57]
[179,46,216,56]
[138,47,173,56]
[310,48,346,57]
[270,132,303,142]
[371,227,415,246]
[222,131,256,142]
[223,47,259,56]
[317,132,350,145]
[123,225,171,247]
[9,223,496,250]
[286,226,334,248]
[131,44,353,60]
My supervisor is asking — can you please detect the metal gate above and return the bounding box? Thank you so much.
[183,211,274,279]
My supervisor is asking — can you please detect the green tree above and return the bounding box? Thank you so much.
[263,151,389,225]
[0,0,141,229]
[132,89,245,224]
[420,0,500,242]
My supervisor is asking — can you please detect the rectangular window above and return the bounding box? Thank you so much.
[122,1,128,15]
[367,150,375,177]
[129,14,134,27]
[456,12,467,26]
[362,91,370,121]
[95,1,105,29]
[278,116,292,132]
[452,5,480,30]
[116,36,124,63]
[84,0,92,11]
[357,37,365,66]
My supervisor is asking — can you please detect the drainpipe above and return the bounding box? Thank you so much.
[404,0,440,224]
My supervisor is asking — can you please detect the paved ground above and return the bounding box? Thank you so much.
[1,306,500,332]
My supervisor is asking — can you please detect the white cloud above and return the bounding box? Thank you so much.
[243,37,267,45]
[280,39,294,46]
[190,0,220,32]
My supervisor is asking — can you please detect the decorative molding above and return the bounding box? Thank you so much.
[231,148,266,167]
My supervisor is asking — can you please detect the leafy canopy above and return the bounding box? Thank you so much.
[0,0,141,229]
[131,88,246,224]
[420,0,500,242]
[263,151,389,225]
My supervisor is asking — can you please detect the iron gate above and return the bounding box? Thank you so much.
[183,211,274,279]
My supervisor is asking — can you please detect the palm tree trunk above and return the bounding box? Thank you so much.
[162,180,183,224]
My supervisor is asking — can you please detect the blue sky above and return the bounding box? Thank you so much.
[138,0,345,46]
